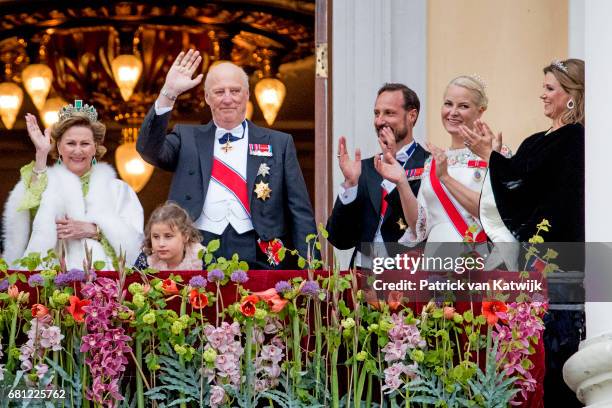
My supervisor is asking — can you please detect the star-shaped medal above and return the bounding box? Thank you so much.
[254,181,272,201]
[397,218,407,230]
[257,163,271,177]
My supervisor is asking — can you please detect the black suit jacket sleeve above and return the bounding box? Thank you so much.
[282,136,318,258]
[326,176,366,250]
[137,107,181,171]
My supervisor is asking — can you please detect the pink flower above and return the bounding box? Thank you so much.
[40,326,64,351]
[209,385,225,407]
[382,341,408,362]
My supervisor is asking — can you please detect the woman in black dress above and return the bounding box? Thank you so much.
[462,59,585,408]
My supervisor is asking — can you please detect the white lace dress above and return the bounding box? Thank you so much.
[400,147,486,244]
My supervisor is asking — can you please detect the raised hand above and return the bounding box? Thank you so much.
[162,50,204,97]
[374,138,406,184]
[427,143,449,181]
[337,136,361,187]
[378,126,397,156]
[460,119,501,161]
[25,113,51,155]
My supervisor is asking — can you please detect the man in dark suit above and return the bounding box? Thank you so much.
[137,50,316,269]
[326,83,429,266]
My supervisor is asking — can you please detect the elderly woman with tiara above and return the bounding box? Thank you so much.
[3,101,144,270]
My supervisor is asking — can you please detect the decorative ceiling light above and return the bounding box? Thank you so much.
[40,96,67,128]
[246,100,254,120]
[22,63,53,111]
[254,77,285,126]
[111,54,143,101]
[0,82,23,129]
[115,127,153,192]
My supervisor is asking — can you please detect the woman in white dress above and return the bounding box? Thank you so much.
[3,101,144,270]
[375,75,491,246]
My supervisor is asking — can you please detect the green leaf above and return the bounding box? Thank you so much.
[207,239,220,253]
[93,260,106,270]
[297,257,306,269]
[8,274,17,285]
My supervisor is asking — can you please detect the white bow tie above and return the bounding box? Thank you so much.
[215,122,245,138]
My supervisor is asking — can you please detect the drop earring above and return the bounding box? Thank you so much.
[566,99,575,109]
[56,154,63,165]
[91,157,97,165]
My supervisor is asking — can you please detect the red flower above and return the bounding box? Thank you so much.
[240,295,259,317]
[67,296,91,323]
[482,300,508,326]
[161,279,179,295]
[189,289,209,309]
[31,303,49,318]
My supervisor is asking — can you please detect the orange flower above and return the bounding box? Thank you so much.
[189,289,209,309]
[240,295,259,317]
[481,300,508,326]
[7,285,19,299]
[67,296,91,323]
[387,291,403,311]
[443,306,456,320]
[252,288,277,301]
[365,289,381,310]
[268,294,289,313]
[31,303,49,318]
[161,279,179,295]
[253,288,289,313]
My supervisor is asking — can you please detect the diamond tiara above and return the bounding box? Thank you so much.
[58,100,98,122]
[551,60,568,74]
[469,74,487,90]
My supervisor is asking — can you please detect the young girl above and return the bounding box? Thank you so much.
[134,202,204,270]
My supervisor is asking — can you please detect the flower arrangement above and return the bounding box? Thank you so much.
[0,226,547,407]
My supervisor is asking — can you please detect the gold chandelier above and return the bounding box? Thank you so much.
[115,127,154,193]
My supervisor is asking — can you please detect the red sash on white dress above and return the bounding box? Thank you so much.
[429,159,487,242]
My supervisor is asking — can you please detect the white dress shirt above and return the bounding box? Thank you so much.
[154,102,253,234]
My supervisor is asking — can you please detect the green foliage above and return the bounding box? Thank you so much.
[467,338,519,407]
[144,353,205,407]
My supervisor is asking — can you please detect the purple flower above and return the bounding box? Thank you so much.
[300,280,320,297]
[189,275,208,288]
[208,269,224,283]
[274,280,291,294]
[0,279,8,291]
[54,268,86,286]
[230,270,249,284]
[28,274,44,287]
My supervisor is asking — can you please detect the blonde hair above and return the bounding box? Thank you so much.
[446,75,488,109]
[50,113,107,159]
[543,58,585,125]
[143,202,203,256]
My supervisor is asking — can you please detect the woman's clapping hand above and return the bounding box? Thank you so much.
[460,119,502,161]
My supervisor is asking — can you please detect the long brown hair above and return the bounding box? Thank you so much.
[543,59,585,126]
[143,202,202,255]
